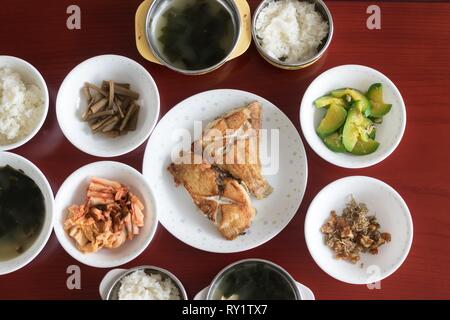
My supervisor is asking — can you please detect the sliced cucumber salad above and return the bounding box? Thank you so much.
[314,84,392,155]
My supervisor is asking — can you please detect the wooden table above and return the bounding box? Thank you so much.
[1,0,449,300]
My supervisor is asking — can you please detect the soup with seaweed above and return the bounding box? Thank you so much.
[154,0,235,71]
[0,165,45,261]
[211,261,297,300]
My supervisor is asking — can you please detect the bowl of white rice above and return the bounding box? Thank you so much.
[252,0,333,69]
[0,56,49,150]
[103,266,188,300]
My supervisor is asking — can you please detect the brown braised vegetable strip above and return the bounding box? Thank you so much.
[108,80,115,108]
[119,103,138,131]
[91,116,112,132]
[102,81,131,90]
[83,84,92,102]
[121,98,131,113]
[90,98,108,113]
[85,82,107,97]
[101,116,120,132]
[127,105,140,131]
[113,84,140,100]
[81,107,91,121]
[114,97,125,118]
[112,98,119,114]
[82,95,102,120]
[93,116,116,133]
[86,109,116,121]
[89,95,101,106]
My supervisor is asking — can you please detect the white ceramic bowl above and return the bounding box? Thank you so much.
[54,161,158,268]
[304,176,413,284]
[0,152,54,275]
[56,55,160,157]
[300,65,406,168]
[0,56,49,151]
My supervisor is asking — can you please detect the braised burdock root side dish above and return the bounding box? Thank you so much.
[64,177,145,253]
[321,198,391,264]
[81,81,141,137]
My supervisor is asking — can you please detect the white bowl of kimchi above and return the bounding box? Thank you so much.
[54,161,158,268]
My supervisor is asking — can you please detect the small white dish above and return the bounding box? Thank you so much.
[0,56,49,151]
[56,54,160,157]
[143,89,308,253]
[0,152,54,275]
[54,161,158,268]
[99,266,188,300]
[304,176,413,285]
[300,65,406,168]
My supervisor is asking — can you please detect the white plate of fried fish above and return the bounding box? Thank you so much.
[143,89,307,253]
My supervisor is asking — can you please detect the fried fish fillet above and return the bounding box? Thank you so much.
[218,177,256,240]
[198,101,273,199]
[168,156,255,240]
[167,102,272,240]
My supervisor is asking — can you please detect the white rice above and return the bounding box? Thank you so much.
[255,0,329,64]
[0,67,44,144]
[118,270,181,300]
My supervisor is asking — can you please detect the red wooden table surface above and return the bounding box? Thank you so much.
[1,0,449,300]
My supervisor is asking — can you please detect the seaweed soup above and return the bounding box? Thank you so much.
[155,0,235,71]
[0,165,45,261]
[211,262,297,300]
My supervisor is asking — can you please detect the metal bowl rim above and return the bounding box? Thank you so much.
[205,258,302,300]
[145,0,242,75]
[252,0,334,68]
[106,265,189,300]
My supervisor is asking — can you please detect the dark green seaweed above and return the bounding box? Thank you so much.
[214,263,297,300]
[0,165,45,259]
[157,0,234,70]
